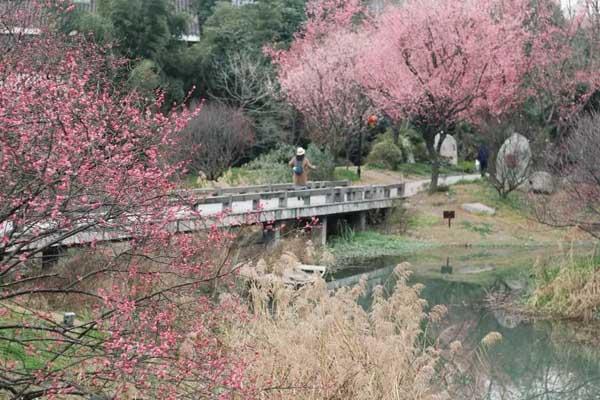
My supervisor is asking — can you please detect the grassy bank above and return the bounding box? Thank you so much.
[529,250,600,321]
[329,231,436,263]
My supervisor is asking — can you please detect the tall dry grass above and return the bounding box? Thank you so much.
[229,263,452,400]
[530,247,600,321]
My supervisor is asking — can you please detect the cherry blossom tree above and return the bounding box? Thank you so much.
[525,0,600,138]
[0,2,250,398]
[270,0,373,168]
[358,0,533,191]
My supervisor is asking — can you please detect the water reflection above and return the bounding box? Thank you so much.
[329,246,600,400]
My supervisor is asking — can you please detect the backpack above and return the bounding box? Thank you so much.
[293,160,304,176]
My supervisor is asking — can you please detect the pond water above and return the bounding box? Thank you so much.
[329,245,600,400]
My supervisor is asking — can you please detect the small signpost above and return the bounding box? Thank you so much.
[443,210,455,228]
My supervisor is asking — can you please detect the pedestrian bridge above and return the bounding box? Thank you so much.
[18,174,482,258]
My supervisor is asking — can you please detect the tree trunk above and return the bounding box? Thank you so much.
[357,128,363,179]
[430,155,440,193]
[392,125,400,145]
[425,131,442,193]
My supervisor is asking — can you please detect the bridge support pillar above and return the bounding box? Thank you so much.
[382,208,393,233]
[41,246,65,270]
[356,211,367,232]
[383,208,393,221]
[311,217,327,246]
[262,222,281,246]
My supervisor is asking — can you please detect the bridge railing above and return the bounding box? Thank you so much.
[191,183,405,216]
[183,180,351,197]
[11,182,405,250]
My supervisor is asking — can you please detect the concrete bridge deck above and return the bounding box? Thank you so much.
[13,174,482,253]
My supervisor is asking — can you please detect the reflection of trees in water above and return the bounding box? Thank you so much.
[443,300,600,400]
[344,269,600,400]
[401,277,600,400]
[481,321,600,400]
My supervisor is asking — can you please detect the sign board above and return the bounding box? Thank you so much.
[443,210,455,228]
[443,211,455,219]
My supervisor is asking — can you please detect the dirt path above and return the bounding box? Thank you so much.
[355,168,436,185]
[357,169,405,185]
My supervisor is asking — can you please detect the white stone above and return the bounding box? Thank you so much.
[434,134,458,165]
[528,171,554,194]
[496,133,532,186]
[461,203,496,216]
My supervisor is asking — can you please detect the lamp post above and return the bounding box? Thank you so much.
[360,114,378,179]
[357,128,363,179]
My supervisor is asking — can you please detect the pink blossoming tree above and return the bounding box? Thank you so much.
[525,0,600,137]
[0,2,250,398]
[270,0,372,166]
[358,0,532,190]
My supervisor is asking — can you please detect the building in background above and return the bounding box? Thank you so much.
[73,0,200,41]
[2,0,260,41]
[73,0,257,41]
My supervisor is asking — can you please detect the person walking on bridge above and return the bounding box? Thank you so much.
[289,147,316,187]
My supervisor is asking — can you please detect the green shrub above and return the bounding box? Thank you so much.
[306,144,335,181]
[367,140,403,170]
[245,144,295,170]
[221,167,288,186]
[397,126,428,162]
[128,60,162,95]
[397,135,416,162]
[236,144,293,184]
[334,167,360,182]
[412,142,429,162]
[457,160,476,173]
[235,144,336,184]
[372,129,417,164]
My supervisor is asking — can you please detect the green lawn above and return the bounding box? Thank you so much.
[329,231,436,261]
[0,308,103,372]
[463,180,529,215]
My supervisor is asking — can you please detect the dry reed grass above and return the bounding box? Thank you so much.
[230,263,453,400]
[530,247,600,321]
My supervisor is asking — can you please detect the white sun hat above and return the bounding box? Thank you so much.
[296,147,306,156]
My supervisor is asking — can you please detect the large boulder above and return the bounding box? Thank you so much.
[496,133,532,187]
[528,171,555,194]
[434,133,458,165]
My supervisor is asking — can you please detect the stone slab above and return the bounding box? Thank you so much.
[461,203,496,216]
